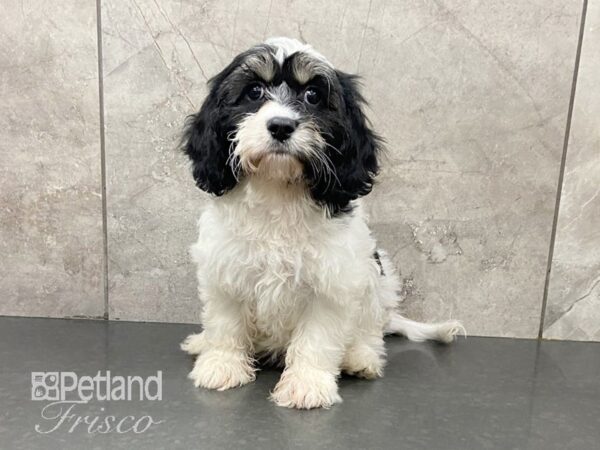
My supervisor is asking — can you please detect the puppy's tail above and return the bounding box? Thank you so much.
[384,312,466,344]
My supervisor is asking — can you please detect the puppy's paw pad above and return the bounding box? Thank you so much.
[342,345,385,379]
[345,364,383,380]
[189,351,255,391]
[270,368,341,409]
[180,333,205,355]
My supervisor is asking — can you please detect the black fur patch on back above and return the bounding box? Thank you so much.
[373,251,385,276]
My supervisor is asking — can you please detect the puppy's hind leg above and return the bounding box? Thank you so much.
[385,312,466,344]
[341,284,387,379]
[342,333,386,379]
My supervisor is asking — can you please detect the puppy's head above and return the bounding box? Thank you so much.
[183,37,381,214]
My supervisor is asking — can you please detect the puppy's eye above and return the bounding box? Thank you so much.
[246,84,264,101]
[304,88,320,105]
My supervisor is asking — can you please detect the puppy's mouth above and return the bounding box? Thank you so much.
[247,146,296,167]
[245,148,304,182]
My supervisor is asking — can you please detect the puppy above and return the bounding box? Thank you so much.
[180,37,464,409]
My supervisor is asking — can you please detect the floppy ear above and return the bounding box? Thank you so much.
[182,83,237,196]
[309,71,382,215]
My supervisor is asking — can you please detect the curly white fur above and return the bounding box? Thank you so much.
[181,37,464,409]
[181,176,464,409]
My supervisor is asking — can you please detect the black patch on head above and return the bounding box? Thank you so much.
[182,46,278,195]
[182,44,382,212]
[301,71,382,216]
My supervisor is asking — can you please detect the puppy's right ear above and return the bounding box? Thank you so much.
[182,84,237,196]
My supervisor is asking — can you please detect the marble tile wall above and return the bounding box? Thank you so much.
[1,0,596,340]
[0,1,104,318]
[543,1,600,342]
[101,0,211,323]
[100,0,582,338]
[360,0,581,338]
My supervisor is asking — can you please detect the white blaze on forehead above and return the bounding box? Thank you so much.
[265,37,333,68]
[259,100,300,122]
[267,82,295,104]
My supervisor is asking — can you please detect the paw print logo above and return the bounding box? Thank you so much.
[31,372,60,401]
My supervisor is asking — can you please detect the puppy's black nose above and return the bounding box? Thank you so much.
[267,117,297,142]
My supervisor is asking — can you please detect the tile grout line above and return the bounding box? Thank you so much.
[538,0,588,339]
[96,0,109,320]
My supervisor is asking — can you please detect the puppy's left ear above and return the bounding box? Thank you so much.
[311,71,382,214]
[182,81,237,196]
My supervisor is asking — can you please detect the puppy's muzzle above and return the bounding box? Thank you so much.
[267,117,298,142]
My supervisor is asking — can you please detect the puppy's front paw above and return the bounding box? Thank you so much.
[270,367,341,409]
[189,350,255,391]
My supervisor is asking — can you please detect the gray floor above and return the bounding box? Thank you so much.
[0,317,599,450]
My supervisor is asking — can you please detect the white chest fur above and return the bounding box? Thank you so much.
[191,179,377,351]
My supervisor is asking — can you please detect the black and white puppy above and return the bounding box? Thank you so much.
[180,37,463,409]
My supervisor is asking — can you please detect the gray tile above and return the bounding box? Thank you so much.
[544,1,600,341]
[0,1,104,318]
[2,317,600,449]
[363,0,582,337]
[101,0,380,322]
[102,0,223,322]
[103,0,582,337]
